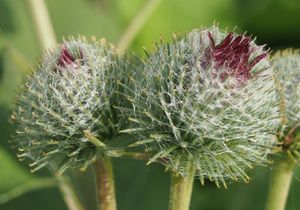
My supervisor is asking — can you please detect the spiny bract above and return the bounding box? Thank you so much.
[272,50,300,161]
[121,26,279,188]
[11,37,126,175]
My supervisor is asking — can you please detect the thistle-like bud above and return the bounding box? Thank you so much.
[11,37,125,175]
[121,26,279,187]
[272,50,300,160]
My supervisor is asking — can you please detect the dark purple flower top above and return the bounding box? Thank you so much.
[57,46,83,67]
[201,32,268,82]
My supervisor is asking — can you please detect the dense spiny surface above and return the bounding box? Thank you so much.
[272,50,300,160]
[11,38,124,174]
[120,26,279,187]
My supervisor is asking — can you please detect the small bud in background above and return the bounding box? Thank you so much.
[120,26,279,187]
[11,37,125,175]
[272,50,300,160]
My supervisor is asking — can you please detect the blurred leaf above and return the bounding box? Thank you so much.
[83,0,111,9]
[0,147,34,194]
[117,0,162,54]
[236,0,300,49]
[0,50,28,107]
[0,30,4,81]
[112,159,169,210]
[47,0,120,43]
[0,178,56,205]
[0,147,56,204]
[0,0,39,108]
[1,0,39,59]
[0,0,15,33]
[5,47,32,74]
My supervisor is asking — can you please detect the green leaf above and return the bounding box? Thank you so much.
[0,147,56,204]
[0,148,35,194]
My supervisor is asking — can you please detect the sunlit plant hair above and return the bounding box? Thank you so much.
[272,49,300,160]
[11,37,127,175]
[120,26,279,187]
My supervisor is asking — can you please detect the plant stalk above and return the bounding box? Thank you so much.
[57,176,85,210]
[27,0,57,50]
[117,0,162,55]
[169,165,196,210]
[265,156,295,210]
[94,157,117,210]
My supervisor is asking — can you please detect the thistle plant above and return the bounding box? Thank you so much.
[11,37,126,210]
[265,50,300,210]
[120,26,279,210]
[8,20,285,210]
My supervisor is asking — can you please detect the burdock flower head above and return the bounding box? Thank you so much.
[121,26,279,187]
[11,37,125,174]
[272,49,300,160]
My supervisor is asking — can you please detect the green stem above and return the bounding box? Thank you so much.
[265,156,295,210]
[117,0,162,55]
[57,176,85,210]
[169,166,196,210]
[27,0,57,50]
[94,157,117,210]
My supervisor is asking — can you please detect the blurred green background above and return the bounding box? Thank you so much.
[1,0,300,209]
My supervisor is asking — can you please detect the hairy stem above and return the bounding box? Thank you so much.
[94,157,117,210]
[169,165,196,210]
[117,0,162,55]
[57,176,85,210]
[27,0,57,50]
[265,156,295,210]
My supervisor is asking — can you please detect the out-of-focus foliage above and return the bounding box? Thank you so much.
[236,0,300,49]
[0,147,35,194]
[1,0,300,210]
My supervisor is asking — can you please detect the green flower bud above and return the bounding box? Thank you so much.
[11,37,125,175]
[272,49,300,161]
[121,26,279,187]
